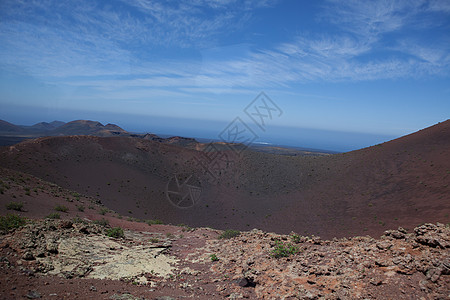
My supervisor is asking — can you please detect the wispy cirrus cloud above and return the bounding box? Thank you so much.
[0,0,449,100]
[244,0,450,83]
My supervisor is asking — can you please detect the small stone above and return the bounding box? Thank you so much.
[26,290,41,299]
[236,277,256,288]
[376,241,392,250]
[59,220,73,229]
[46,241,58,254]
[237,278,248,287]
[22,269,35,276]
[22,251,35,261]
[398,227,407,234]
[79,226,90,234]
[370,278,383,286]
[35,251,46,258]
[391,231,405,239]
[426,267,441,283]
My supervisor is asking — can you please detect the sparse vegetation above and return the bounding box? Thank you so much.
[46,212,60,219]
[271,240,299,258]
[71,192,81,198]
[93,218,109,226]
[178,223,194,232]
[6,201,23,211]
[54,205,68,213]
[290,233,302,243]
[218,229,240,239]
[77,205,85,212]
[210,253,219,261]
[72,216,87,224]
[106,227,125,238]
[99,208,108,215]
[0,214,26,232]
[146,219,163,225]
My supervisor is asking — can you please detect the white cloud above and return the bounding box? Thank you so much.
[0,0,449,99]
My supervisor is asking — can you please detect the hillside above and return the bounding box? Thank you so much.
[0,167,448,299]
[0,120,448,238]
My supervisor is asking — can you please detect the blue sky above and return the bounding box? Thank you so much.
[0,0,449,151]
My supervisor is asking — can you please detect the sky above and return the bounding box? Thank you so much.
[0,0,449,151]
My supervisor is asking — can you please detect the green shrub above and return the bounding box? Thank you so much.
[178,223,194,232]
[99,208,108,215]
[0,214,26,232]
[146,219,163,225]
[271,240,299,258]
[290,233,302,243]
[46,213,60,219]
[77,205,85,212]
[210,254,219,262]
[106,227,125,239]
[93,218,109,226]
[218,229,240,239]
[54,205,68,213]
[6,202,23,211]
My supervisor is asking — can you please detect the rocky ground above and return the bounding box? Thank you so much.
[0,218,448,299]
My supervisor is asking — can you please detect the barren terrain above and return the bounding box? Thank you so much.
[0,120,448,238]
[0,120,449,299]
[0,170,448,299]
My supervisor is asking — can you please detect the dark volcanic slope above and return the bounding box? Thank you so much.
[0,121,449,238]
[52,120,128,136]
[0,120,23,133]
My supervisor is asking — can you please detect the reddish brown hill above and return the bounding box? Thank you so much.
[0,121,448,238]
[274,120,450,238]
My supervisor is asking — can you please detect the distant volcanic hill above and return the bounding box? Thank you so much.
[0,120,23,133]
[0,119,128,138]
[0,119,202,147]
[51,120,128,136]
[0,120,448,238]
[28,121,65,131]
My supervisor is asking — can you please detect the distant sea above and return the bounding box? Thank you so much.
[2,106,397,153]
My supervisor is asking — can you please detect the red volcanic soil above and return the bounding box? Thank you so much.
[0,121,449,239]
